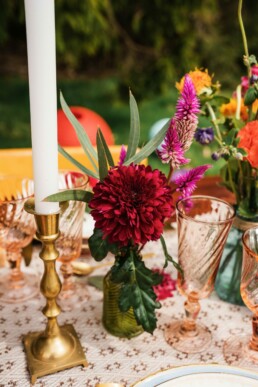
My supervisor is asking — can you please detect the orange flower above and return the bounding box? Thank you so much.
[252,99,258,114]
[237,121,258,168]
[176,69,212,95]
[220,98,248,121]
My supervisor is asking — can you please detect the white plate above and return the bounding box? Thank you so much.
[132,364,258,387]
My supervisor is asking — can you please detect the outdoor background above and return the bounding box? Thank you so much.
[0,0,257,175]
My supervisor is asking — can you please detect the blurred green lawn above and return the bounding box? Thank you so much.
[0,76,223,175]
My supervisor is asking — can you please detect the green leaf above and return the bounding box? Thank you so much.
[58,145,99,180]
[115,251,162,334]
[160,235,184,277]
[244,87,257,106]
[125,90,140,161]
[88,228,109,261]
[87,275,104,291]
[97,128,114,167]
[211,95,230,105]
[45,189,93,203]
[124,118,170,165]
[96,128,109,181]
[237,147,248,156]
[89,228,119,261]
[60,92,98,172]
[223,129,238,146]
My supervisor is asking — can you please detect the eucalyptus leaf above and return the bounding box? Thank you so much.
[124,118,170,165]
[97,128,114,167]
[60,92,98,171]
[125,91,140,161]
[96,128,109,180]
[58,145,99,180]
[45,189,93,203]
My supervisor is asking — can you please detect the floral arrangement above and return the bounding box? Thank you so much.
[47,74,209,334]
[177,0,258,221]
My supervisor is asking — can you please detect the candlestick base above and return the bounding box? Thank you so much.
[23,323,88,384]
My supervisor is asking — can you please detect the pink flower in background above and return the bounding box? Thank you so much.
[156,120,190,168]
[241,76,249,95]
[174,74,200,151]
[173,164,212,199]
[152,268,177,300]
[118,144,127,166]
[251,65,258,76]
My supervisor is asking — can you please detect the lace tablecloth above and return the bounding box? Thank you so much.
[0,229,254,387]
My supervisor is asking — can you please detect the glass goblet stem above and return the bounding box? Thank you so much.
[181,293,201,335]
[60,262,74,292]
[7,250,25,285]
[250,316,258,351]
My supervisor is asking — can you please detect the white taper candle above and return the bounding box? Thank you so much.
[24,0,59,214]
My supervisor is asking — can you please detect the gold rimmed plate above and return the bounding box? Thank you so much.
[132,364,258,387]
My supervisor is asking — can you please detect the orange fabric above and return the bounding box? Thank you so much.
[0,146,123,178]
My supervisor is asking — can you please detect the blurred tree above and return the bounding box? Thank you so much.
[0,0,257,96]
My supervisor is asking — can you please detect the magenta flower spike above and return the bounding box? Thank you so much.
[173,164,212,198]
[175,74,200,151]
[118,144,127,166]
[156,119,190,168]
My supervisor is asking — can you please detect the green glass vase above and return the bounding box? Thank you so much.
[215,175,258,305]
[102,269,144,339]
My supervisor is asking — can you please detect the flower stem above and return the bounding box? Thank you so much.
[227,163,239,203]
[238,0,253,121]
[167,164,174,185]
[238,0,251,78]
[206,102,223,143]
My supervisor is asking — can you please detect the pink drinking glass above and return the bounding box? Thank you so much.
[0,175,37,303]
[164,195,235,353]
[224,226,258,366]
[56,171,89,310]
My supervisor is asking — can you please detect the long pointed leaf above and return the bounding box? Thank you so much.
[125,91,140,161]
[98,128,114,167]
[60,92,98,171]
[96,129,108,180]
[45,189,93,203]
[58,145,99,179]
[124,119,170,165]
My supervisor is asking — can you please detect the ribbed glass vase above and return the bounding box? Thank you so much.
[102,269,144,339]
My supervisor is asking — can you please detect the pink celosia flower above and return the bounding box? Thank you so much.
[175,74,200,151]
[118,144,127,166]
[89,164,174,247]
[152,268,177,300]
[173,164,212,199]
[156,120,190,168]
[175,74,200,122]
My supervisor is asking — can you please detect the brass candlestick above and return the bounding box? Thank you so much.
[23,199,87,384]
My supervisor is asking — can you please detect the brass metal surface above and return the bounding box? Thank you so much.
[23,199,87,384]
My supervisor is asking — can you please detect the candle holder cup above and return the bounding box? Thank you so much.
[23,199,87,384]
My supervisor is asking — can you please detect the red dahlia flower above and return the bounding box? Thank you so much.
[89,164,174,246]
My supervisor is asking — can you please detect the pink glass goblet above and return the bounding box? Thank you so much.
[0,175,37,303]
[56,171,89,311]
[164,195,235,353]
[224,226,258,366]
